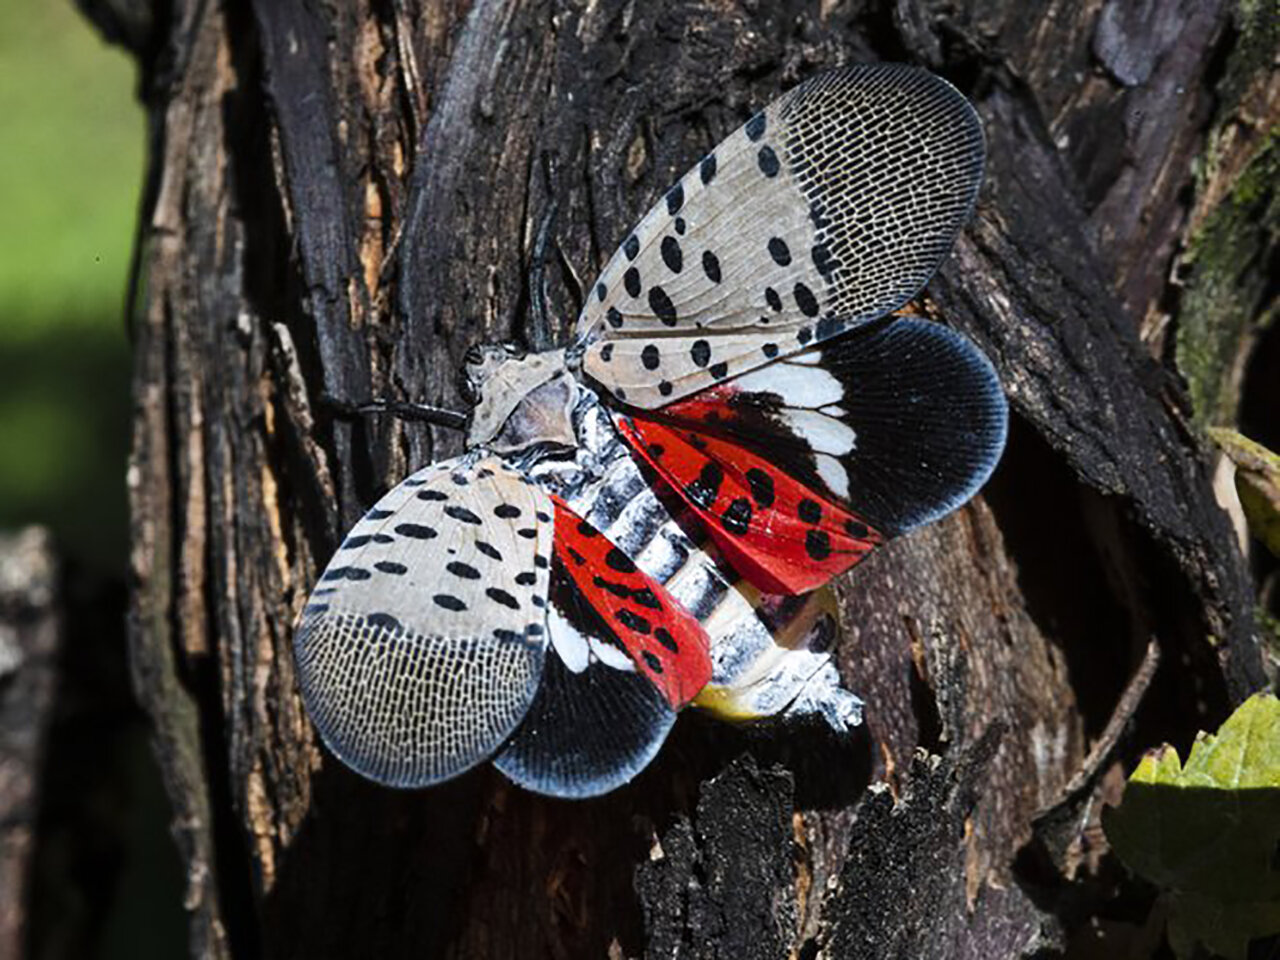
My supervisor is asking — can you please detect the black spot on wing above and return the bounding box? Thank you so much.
[745,111,766,141]
[757,145,780,177]
[700,153,717,184]
[795,282,820,317]
[649,287,678,326]
[395,523,437,539]
[433,594,467,612]
[691,340,711,367]
[805,529,831,561]
[366,613,402,632]
[702,250,721,283]
[322,566,371,582]
[487,587,520,610]
[593,576,632,601]
[846,520,870,539]
[746,468,775,508]
[661,236,683,273]
[686,462,723,510]
[665,182,684,215]
[722,498,752,535]
[631,587,660,610]
[768,238,791,266]
[616,609,651,634]
[605,547,637,573]
[624,234,640,260]
[445,505,482,525]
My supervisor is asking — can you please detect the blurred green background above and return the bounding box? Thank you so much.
[0,0,137,572]
[2,3,186,957]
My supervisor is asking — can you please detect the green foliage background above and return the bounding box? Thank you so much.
[0,0,142,573]
[0,6,187,958]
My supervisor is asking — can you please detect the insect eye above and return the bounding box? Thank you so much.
[463,345,484,366]
[501,341,527,359]
[458,371,480,406]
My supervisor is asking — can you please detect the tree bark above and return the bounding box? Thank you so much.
[0,529,60,960]
[111,0,1275,957]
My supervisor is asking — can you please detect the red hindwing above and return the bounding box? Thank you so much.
[616,413,883,595]
[551,498,711,708]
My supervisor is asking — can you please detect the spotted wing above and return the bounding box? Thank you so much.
[576,63,985,409]
[294,455,555,788]
[492,500,711,797]
[617,318,1008,595]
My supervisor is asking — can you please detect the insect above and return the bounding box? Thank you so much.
[294,64,1008,798]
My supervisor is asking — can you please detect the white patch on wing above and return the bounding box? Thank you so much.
[589,637,635,671]
[778,409,857,456]
[732,364,843,408]
[548,608,590,673]
[815,453,851,499]
[784,350,824,366]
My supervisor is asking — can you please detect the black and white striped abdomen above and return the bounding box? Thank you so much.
[531,402,834,714]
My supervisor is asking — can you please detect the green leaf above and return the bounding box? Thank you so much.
[1103,693,1280,959]
[1209,428,1280,558]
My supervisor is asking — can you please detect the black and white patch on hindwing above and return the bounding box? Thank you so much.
[491,552,676,798]
[294,454,556,788]
[657,318,1008,535]
[577,63,986,408]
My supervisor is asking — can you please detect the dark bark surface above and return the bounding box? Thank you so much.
[0,530,60,960]
[111,0,1274,957]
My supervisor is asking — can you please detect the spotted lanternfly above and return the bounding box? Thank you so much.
[294,64,1008,798]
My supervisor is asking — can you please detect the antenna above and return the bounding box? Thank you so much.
[322,395,469,432]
